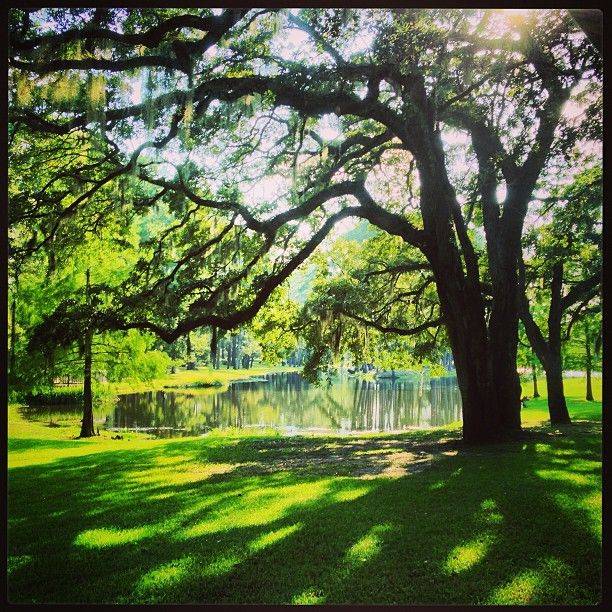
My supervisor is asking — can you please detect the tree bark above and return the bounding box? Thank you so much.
[519,260,571,425]
[9,297,17,374]
[416,137,518,444]
[80,269,96,438]
[231,334,238,369]
[487,283,523,431]
[437,290,503,444]
[210,326,218,369]
[545,264,571,424]
[545,355,570,424]
[80,328,96,437]
[531,360,540,398]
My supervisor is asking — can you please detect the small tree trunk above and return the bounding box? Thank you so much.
[79,269,95,438]
[585,333,594,401]
[532,361,540,398]
[9,297,17,374]
[210,327,218,369]
[80,329,95,437]
[231,335,238,369]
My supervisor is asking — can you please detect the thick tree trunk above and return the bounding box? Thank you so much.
[485,191,524,433]
[80,329,95,438]
[532,362,540,398]
[585,333,594,401]
[545,356,570,424]
[443,306,502,443]
[433,266,506,444]
[415,134,521,444]
[488,298,523,431]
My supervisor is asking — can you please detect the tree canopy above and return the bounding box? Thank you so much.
[9,8,601,442]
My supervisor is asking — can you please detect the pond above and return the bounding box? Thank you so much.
[23,371,462,437]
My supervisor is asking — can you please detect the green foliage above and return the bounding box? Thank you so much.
[297,230,445,380]
[103,331,172,383]
[251,283,300,364]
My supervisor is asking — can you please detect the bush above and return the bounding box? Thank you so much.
[24,387,84,406]
[23,385,115,406]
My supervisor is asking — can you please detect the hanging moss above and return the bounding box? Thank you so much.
[183,95,194,126]
[143,69,158,131]
[15,73,33,106]
[88,74,106,107]
[86,73,107,139]
[180,91,194,146]
[49,71,81,104]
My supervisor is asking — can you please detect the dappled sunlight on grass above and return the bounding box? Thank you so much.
[125,459,236,487]
[344,523,394,567]
[330,485,371,502]
[177,479,335,540]
[248,523,302,553]
[475,499,504,526]
[488,557,575,604]
[444,533,494,574]
[75,526,156,548]
[535,469,597,487]
[8,391,602,605]
[136,556,196,595]
[201,552,242,578]
[8,555,32,577]
[491,569,540,603]
[291,588,326,604]
[554,491,602,542]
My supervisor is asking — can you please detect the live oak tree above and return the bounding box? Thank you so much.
[9,8,601,443]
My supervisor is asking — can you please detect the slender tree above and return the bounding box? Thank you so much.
[519,166,601,423]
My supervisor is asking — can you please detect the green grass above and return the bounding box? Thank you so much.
[8,377,601,604]
[520,376,602,426]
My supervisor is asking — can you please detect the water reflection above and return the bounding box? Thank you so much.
[108,372,462,437]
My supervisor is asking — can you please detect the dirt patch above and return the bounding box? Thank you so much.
[226,434,462,479]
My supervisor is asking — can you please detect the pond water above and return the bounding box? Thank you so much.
[23,372,462,437]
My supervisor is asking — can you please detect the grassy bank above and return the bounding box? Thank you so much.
[101,365,299,395]
[8,377,601,604]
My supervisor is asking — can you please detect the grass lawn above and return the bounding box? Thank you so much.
[8,377,601,604]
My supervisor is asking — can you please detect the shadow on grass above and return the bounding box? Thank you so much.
[8,423,601,605]
[8,438,84,453]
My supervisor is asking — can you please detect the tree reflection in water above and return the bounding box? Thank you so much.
[110,372,462,437]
